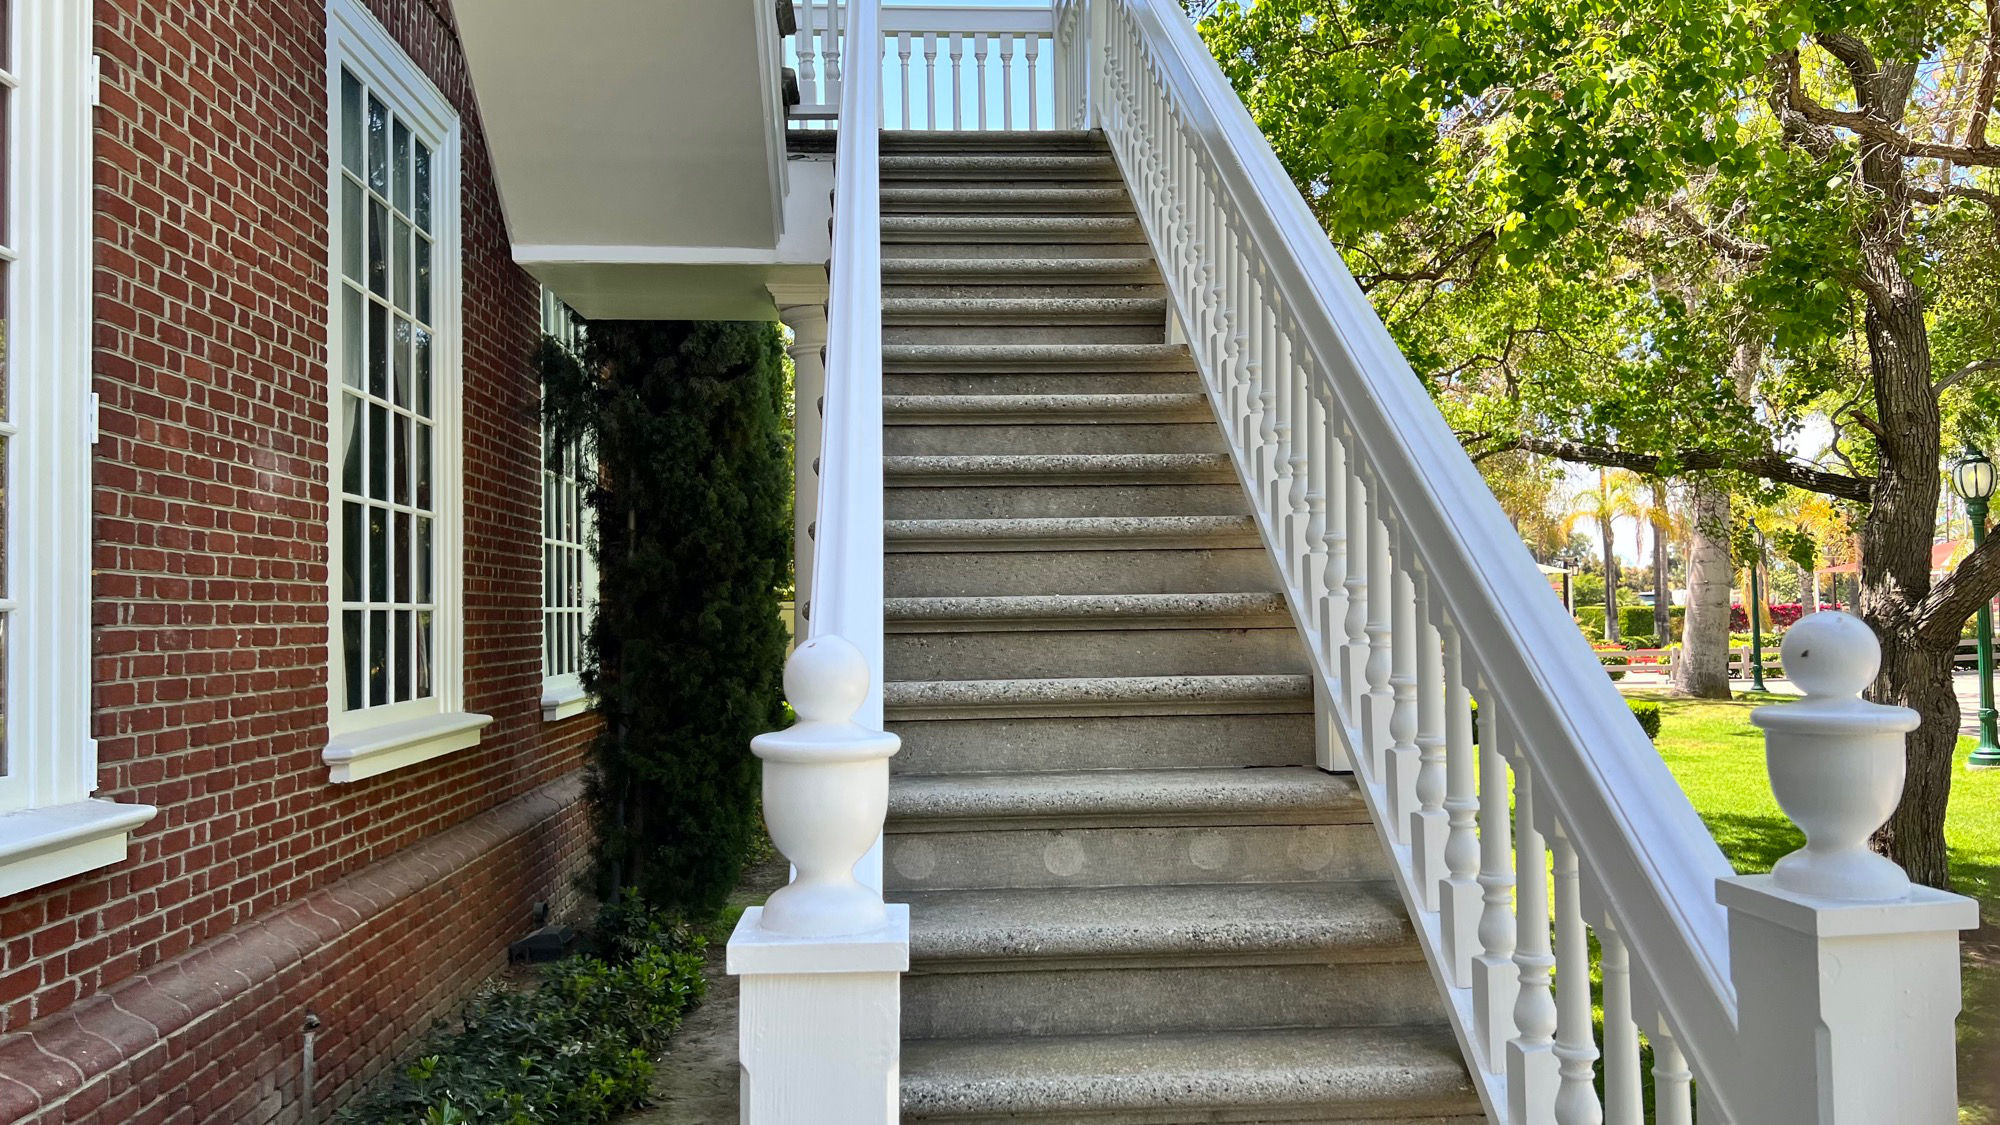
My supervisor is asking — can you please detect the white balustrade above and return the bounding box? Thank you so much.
[745,4,1987,1122]
[788,4,1059,130]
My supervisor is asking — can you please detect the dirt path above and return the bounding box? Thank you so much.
[622,853,788,1125]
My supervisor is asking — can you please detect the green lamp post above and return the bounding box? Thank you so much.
[1748,517,1767,692]
[1952,445,2000,769]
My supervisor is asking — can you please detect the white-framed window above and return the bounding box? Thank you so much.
[322,0,488,783]
[0,0,156,896]
[540,288,597,721]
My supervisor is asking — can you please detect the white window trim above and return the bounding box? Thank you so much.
[323,0,485,782]
[0,0,157,894]
[540,289,598,722]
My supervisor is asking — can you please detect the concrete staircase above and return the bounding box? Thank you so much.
[878,131,1482,1124]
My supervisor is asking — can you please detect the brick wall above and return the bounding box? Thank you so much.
[0,0,599,1119]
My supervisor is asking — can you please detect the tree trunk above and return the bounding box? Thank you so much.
[1652,486,1671,641]
[1674,477,1734,698]
[1601,515,1620,643]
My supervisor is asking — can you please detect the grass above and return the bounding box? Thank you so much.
[1627,689,2000,1122]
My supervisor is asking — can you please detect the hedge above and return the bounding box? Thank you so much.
[1471,698,1663,741]
[1575,605,1606,640]
[1618,605,1656,640]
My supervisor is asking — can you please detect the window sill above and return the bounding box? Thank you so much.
[541,681,596,722]
[0,799,158,897]
[324,710,493,783]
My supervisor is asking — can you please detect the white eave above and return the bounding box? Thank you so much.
[457,0,828,321]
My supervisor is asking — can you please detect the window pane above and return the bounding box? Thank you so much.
[368,403,388,499]
[341,177,363,281]
[414,141,432,232]
[392,119,411,215]
[416,611,434,698]
[367,200,388,297]
[367,300,387,398]
[367,95,388,193]
[416,516,432,602]
[414,327,431,415]
[393,414,411,506]
[340,70,363,174]
[394,609,412,702]
[392,316,411,407]
[341,286,363,388]
[341,395,362,493]
[392,215,411,309]
[369,611,388,706]
[0,266,9,420]
[0,83,10,247]
[344,610,365,711]
[342,500,363,601]
[414,423,431,510]
[415,236,431,324]
[368,504,387,602]
[393,510,411,602]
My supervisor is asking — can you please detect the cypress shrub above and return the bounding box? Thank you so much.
[542,321,791,918]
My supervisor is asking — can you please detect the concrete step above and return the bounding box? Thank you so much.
[880,129,1106,153]
[885,671,1311,720]
[884,453,1243,519]
[886,370,1204,396]
[884,516,1279,597]
[883,255,1161,286]
[901,1026,1482,1123]
[892,711,1315,776]
[881,214,1147,256]
[882,185,1135,213]
[882,761,1379,890]
[884,393,1221,456]
[883,592,1303,680]
[883,296,1169,346]
[881,151,1121,178]
[883,342,1195,373]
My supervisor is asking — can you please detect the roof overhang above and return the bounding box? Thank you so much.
[457,0,826,320]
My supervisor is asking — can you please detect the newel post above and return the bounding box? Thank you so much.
[1717,612,1979,1125]
[728,636,908,1125]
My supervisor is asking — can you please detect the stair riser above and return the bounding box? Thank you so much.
[902,960,1442,1041]
[886,421,1223,456]
[883,239,1149,261]
[889,712,1314,775]
[885,483,1247,520]
[886,281,1166,301]
[885,822,1387,891]
[882,176,1125,194]
[883,194,1134,214]
[885,322,1167,346]
[885,547,1281,597]
[885,625,1309,682]
[887,372,1203,396]
[908,1110,1488,1125]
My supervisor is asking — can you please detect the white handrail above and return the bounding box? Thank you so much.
[1079,0,1745,1115]
[807,0,885,736]
[791,2,1057,130]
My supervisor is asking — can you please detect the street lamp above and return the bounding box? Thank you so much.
[1951,444,2000,769]
[1557,549,1576,614]
[1748,518,1768,691]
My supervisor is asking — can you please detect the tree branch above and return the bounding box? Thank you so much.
[1907,181,2000,215]
[1479,434,1876,501]
[1934,357,2000,394]
[1969,0,2000,150]
[1918,530,2000,645]
[1664,196,1770,262]
[1783,48,2000,166]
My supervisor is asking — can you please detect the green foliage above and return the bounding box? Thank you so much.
[1619,604,1657,640]
[1571,572,1606,606]
[540,323,792,917]
[1600,651,1630,681]
[1628,700,1663,740]
[1575,605,1606,640]
[337,901,706,1125]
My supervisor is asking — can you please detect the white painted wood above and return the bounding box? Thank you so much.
[1383,562,1420,846]
[1649,1020,1695,1125]
[1507,756,1560,1123]
[1471,687,1519,1071]
[1341,467,1370,719]
[1551,829,1603,1125]
[1318,409,1350,674]
[731,904,908,1125]
[1361,511,1393,774]
[1598,922,1644,1125]
[1438,622,1479,987]
[1410,587,1448,913]
[777,299,828,623]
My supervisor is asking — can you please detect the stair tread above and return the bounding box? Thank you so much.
[903,881,1413,963]
[886,515,1259,551]
[890,673,1310,702]
[886,591,1287,627]
[901,1026,1478,1118]
[889,766,1359,825]
[883,296,1167,318]
[882,186,1133,206]
[881,152,1119,172]
[885,452,1235,482]
[884,393,1210,426]
[882,214,1143,235]
[885,255,1158,274]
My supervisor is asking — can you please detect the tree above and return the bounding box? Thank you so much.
[1564,469,1646,641]
[541,321,792,917]
[1639,479,1685,641]
[1200,0,2000,885]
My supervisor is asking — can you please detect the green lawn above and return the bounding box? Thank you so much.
[1629,690,2000,1122]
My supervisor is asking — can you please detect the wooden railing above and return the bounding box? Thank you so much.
[789,2,1059,130]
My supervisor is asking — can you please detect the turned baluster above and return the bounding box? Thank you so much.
[1284,318,1311,579]
[1649,1019,1694,1125]
[1268,310,1297,570]
[1410,583,1448,911]
[1507,755,1560,1121]
[1317,401,1350,675]
[1551,829,1603,1125]
[1024,33,1040,129]
[1342,464,1370,719]
[1438,621,1480,985]
[1360,500,1394,777]
[1471,688,1518,1070]
[1598,920,1643,1125]
[922,34,939,129]
[1383,546,1420,845]
[1300,359,1328,649]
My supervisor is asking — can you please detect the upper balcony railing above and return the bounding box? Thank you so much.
[789,2,1061,130]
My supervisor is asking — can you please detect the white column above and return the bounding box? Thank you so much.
[731,637,908,1125]
[777,295,829,636]
[1718,612,1979,1125]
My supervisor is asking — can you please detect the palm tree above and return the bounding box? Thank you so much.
[1635,480,1687,641]
[1562,469,1645,642]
